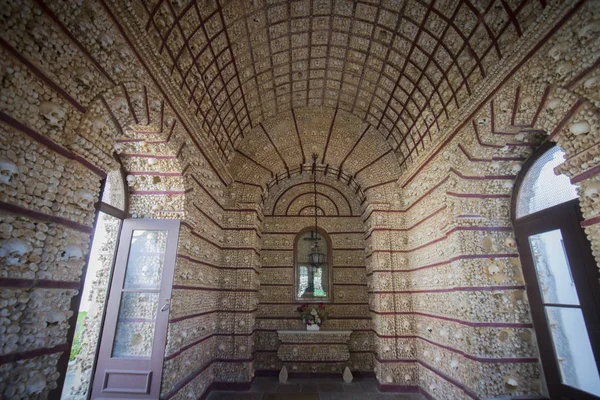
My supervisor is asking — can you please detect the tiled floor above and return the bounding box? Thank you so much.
[207,377,425,400]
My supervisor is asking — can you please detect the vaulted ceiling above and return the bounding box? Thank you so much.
[133,0,544,168]
[229,107,399,194]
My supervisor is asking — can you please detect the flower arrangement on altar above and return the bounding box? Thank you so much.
[296,303,328,330]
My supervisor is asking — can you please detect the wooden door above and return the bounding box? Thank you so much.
[515,201,600,399]
[91,219,180,399]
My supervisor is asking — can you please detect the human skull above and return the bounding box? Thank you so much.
[584,76,599,89]
[498,100,510,114]
[529,65,544,81]
[114,97,129,114]
[132,92,144,109]
[584,181,600,198]
[570,121,591,136]
[92,118,110,135]
[60,244,84,262]
[151,99,162,112]
[44,311,66,324]
[0,238,30,266]
[126,175,136,186]
[26,372,46,395]
[75,68,93,88]
[75,189,95,209]
[39,101,65,127]
[98,33,114,49]
[547,98,562,110]
[0,157,18,184]
[117,44,132,60]
[578,21,600,42]
[113,62,125,74]
[556,61,574,79]
[488,264,500,274]
[519,95,534,112]
[547,43,567,61]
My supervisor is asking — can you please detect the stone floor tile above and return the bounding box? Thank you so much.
[264,394,319,400]
[207,392,264,400]
[299,382,320,393]
[317,393,357,400]
[317,382,344,392]
[341,383,364,393]
[251,378,279,392]
[209,378,422,400]
[275,383,302,393]
[358,379,379,393]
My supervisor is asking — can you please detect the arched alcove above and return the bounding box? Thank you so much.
[254,171,372,375]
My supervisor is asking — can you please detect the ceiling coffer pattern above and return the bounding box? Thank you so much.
[138,0,543,165]
[228,107,399,197]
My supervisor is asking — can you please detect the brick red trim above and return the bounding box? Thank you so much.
[0,343,70,365]
[0,278,80,290]
[0,200,93,234]
[0,37,86,113]
[369,310,532,328]
[0,112,106,178]
[367,253,519,275]
[401,0,587,187]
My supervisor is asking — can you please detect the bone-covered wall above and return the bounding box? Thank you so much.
[0,0,229,397]
[366,1,600,397]
[0,0,599,399]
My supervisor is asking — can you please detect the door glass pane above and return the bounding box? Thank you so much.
[124,230,168,290]
[528,230,579,305]
[111,292,159,358]
[545,306,600,396]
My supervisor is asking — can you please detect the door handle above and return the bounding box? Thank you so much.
[160,298,171,312]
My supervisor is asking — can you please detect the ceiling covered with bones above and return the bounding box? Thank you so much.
[131,0,542,172]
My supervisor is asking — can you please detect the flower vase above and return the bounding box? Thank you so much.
[306,324,320,331]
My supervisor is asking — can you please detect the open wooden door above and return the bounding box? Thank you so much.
[91,219,180,399]
[515,201,600,399]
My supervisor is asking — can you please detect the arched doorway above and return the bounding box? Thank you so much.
[512,142,600,399]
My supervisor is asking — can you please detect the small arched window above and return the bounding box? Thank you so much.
[515,145,578,219]
[512,143,600,400]
[294,227,332,302]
